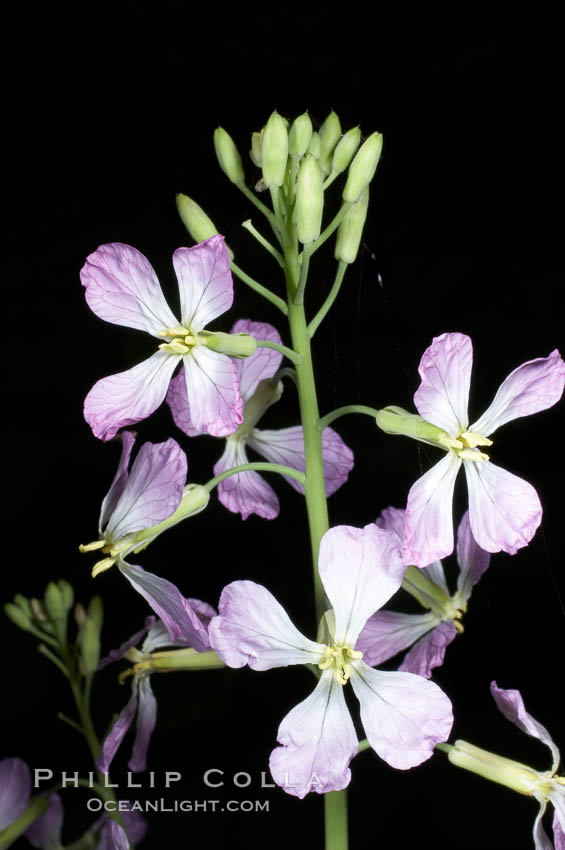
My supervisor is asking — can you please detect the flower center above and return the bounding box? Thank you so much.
[157,326,197,355]
[318,644,363,685]
[454,429,492,462]
[78,535,135,577]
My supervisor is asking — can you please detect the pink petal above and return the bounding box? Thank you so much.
[209,580,323,670]
[490,682,560,771]
[471,349,565,437]
[350,661,453,769]
[403,453,462,566]
[269,670,358,798]
[414,332,473,435]
[182,347,243,436]
[231,319,282,402]
[455,510,491,602]
[0,757,31,830]
[553,803,565,850]
[173,236,233,332]
[99,616,155,669]
[99,820,131,850]
[81,243,178,335]
[355,611,438,667]
[464,460,542,555]
[84,350,180,442]
[166,369,202,437]
[532,801,554,850]
[398,621,457,678]
[214,438,280,520]
[96,688,138,773]
[99,431,136,534]
[128,677,157,772]
[377,507,448,588]
[318,524,406,647]
[25,793,63,848]
[105,438,187,541]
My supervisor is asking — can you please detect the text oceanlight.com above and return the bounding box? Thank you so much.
[87,798,270,813]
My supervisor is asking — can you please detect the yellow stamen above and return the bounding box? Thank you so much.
[79,540,106,553]
[460,431,493,448]
[92,558,115,577]
[158,341,190,355]
[158,326,190,337]
[459,449,490,462]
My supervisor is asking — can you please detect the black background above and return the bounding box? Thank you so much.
[3,7,564,849]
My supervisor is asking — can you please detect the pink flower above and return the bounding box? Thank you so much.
[403,333,564,566]
[81,236,243,441]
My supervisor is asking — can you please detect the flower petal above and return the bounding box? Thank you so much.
[96,688,138,774]
[532,799,554,850]
[182,347,243,436]
[455,510,491,602]
[128,677,158,773]
[81,243,178,335]
[166,369,202,437]
[398,621,457,678]
[490,682,560,772]
[414,332,472,435]
[376,507,448,589]
[471,349,565,437]
[464,460,542,555]
[99,432,136,535]
[118,563,211,651]
[214,437,280,520]
[105,438,187,540]
[551,788,565,844]
[209,580,323,670]
[318,524,406,647]
[355,611,439,667]
[25,793,63,849]
[269,670,358,798]
[350,661,453,769]
[173,236,233,331]
[403,453,462,567]
[99,616,155,669]
[231,319,282,402]
[0,757,31,830]
[98,820,131,850]
[84,351,180,442]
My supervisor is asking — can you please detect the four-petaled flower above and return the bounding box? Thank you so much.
[209,523,453,798]
[403,333,564,566]
[168,319,354,519]
[81,235,243,441]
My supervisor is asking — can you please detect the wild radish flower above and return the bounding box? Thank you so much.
[446,683,564,850]
[394,333,564,566]
[168,319,354,519]
[81,235,244,441]
[357,508,490,678]
[79,432,210,646]
[209,523,453,798]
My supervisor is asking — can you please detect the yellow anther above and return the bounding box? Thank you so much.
[158,327,190,337]
[346,648,363,660]
[78,540,106,553]
[91,557,115,578]
[439,434,464,451]
[454,621,465,634]
[459,449,490,462]
[184,335,197,346]
[158,341,190,355]
[460,431,493,448]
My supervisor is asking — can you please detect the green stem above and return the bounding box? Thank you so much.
[294,243,313,305]
[237,182,280,232]
[309,202,351,256]
[256,339,302,365]
[317,404,380,430]
[308,262,348,337]
[204,462,306,493]
[38,643,69,677]
[242,219,284,266]
[231,261,288,315]
[324,790,349,850]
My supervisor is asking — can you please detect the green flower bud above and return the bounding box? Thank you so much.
[214,127,245,185]
[87,595,104,633]
[261,111,289,188]
[250,130,263,167]
[176,194,219,243]
[289,113,313,157]
[44,582,64,621]
[14,594,32,617]
[318,111,342,176]
[335,186,369,263]
[375,406,461,451]
[308,132,321,159]
[343,132,383,203]
[4,602,34,632]
[198,331,257,358]
[331,127,361,176]
[58,580,74,614]
[80,597,103,675]
[296,155,324,244]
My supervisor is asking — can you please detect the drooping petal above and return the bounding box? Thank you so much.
[209,580,323,670]
[414,332,472,435]
[551,787,565,844]
[25,793,63,849]
[464,461,542,555]
[128,677,158,773]
[470,349,565,437]
[105,438,186,541]
[166,369,202,437]
[0,757,31,830]
[231,319,282,402]
[120,810,148,846]
[247,426,353,496]
[350,661,453,769]
[403,453,462,567]
[96,688,138,773]
[81,243,178,336]
[98,820,131,850]
[490,682,560,772]
[214,437,280,520]
[269,670,358,798]
[182,347,243,436]
[84,351,180,442]
[318,524,406,647]
[455,510,491,603]
[99,432,136,535]
[532,800,554,850]
[118,563,211,651]
[98,616,156,670]
[398,621,457,678]
[173,236,233,332]
[185,598,217,630]
[355,610,439,667]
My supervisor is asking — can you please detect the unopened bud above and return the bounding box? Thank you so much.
[74,603,87,626]
[58,580,74,614]
[308,132,321,159]
[318,111,342,176]
[331,127,361,176]
[81,596,103,675]
[5,602,33,632]
[198,331,257,358]
[214,127,245,185]
[289,113,313,157]
[261,112,289,188]
[296,156,324,244]
[176,194,219,243]
[250,130,263,167]
[343,132,383,203]
[335,186,369,263]
[14,594,32,618]
[44,582,64,621]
